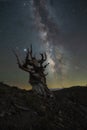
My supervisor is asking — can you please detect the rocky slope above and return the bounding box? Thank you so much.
[0,82,87,130]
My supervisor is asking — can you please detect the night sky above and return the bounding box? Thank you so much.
[0,0,87,89]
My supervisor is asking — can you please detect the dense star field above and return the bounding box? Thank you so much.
[0,0,87,89]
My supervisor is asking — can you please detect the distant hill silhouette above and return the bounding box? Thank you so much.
[0,82,87,130]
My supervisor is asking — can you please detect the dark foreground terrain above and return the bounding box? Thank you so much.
[0,82,87,130]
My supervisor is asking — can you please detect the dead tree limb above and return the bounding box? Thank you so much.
[14,45,52,97]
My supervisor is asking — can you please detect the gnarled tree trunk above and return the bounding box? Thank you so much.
[14,45,52,97]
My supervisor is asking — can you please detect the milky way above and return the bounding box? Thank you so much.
[30,0,70,83]
[0,0,87,88]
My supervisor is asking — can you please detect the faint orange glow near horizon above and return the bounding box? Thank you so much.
[11,80,87,90]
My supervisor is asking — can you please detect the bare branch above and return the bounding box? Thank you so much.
[40,53,44,60]
[23,48,29,67]
[43,63,49,68]
[38,52,47,66]
[29,44,33,59]
[26,48,29,60]
[13,49,30,72]
[19,65,30,72]
[44,52,47,61]
[12,49,21,66]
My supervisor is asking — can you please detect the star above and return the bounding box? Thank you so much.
[23,3,26,6]
[24,48,27,52]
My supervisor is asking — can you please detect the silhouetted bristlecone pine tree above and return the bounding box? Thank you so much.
[14,45,53,98]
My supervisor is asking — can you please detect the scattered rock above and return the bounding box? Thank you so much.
[0,83,87,130]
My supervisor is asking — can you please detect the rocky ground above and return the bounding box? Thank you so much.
[0,82,87,130]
